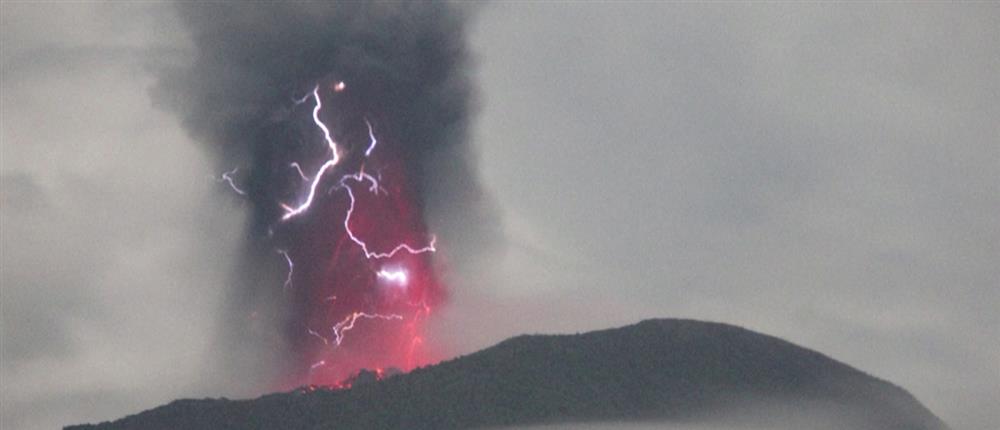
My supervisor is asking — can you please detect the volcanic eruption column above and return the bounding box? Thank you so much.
[218,79,445,387]
[157,3,490,389]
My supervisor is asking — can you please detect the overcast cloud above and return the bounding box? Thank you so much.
[2,3,998,430]
[1,3,242,429]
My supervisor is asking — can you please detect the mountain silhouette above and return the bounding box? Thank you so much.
[67,319,948,429]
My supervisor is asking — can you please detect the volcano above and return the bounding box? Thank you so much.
[67,319,947,429]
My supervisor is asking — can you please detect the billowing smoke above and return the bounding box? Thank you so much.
[153,2,496,391]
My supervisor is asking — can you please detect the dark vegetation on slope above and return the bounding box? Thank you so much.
[67,319,948,430]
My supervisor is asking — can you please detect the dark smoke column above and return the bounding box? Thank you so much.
[155,3,492,389]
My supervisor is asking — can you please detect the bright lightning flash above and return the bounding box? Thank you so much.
[260,79,441,386]
[376,269,409,286]
[281,85,340,221]
[340,184,437,260]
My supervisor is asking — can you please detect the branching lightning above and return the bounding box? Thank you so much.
[219,167,247,196]
[161,0,474,390]
[331,312,403,346]
[280,84,434,261]
[244,79,440,385]
[337,170,383,195]
[281,85,341,221]
[341,184,437,259]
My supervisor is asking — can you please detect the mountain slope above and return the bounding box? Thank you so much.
[67,319,948,430]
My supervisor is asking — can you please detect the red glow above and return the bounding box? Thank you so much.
[277,80,446,388]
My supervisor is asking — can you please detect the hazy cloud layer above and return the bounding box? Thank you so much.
[435,4,998,430]
[1,3,242,430]
[2,3,997,430]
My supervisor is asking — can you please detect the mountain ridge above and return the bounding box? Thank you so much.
[67,318,948,430]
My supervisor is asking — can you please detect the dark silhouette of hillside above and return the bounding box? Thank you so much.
[66,319,948,430]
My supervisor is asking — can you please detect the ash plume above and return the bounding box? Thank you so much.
[153,2,498,392]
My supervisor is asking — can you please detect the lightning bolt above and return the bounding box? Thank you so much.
[364,118,378,157]
[307,328,329,345]
[331,312,403,346]
[340,183,436,259]
[289,162,310,181]
[281,85,340,221]
[292,91,312,106]
[277,249,294,290]
[218,167,246,196]
[337,170,383,195]
[260,80,442,382]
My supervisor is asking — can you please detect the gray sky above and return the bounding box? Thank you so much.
[2,3,998,430]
